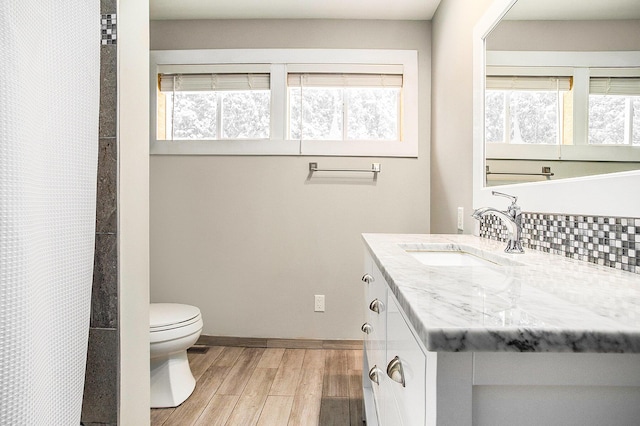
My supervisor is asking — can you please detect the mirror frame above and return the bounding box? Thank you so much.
[473,0,640,218]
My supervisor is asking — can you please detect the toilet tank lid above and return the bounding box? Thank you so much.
[150,303,201,328]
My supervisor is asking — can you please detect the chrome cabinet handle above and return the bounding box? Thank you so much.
[361,322,373,334]
[362,273,374,284]
[368,366,381,385]
[386,356,406,387]
[369,299,384,314]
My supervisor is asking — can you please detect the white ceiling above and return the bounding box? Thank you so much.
[505,0,640,20]
[150,0,442,21]
[150,0,640,22]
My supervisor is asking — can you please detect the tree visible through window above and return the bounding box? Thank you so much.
[588,95,640,145]
[289,87,399,140]
[485,89,563,145]
[287,73,402,141]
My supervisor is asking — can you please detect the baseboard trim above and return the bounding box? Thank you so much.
[196,335,363,350]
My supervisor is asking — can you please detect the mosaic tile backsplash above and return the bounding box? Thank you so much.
[479,213,640,274]
[101,14,116,45]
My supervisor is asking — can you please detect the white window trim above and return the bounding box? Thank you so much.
[485,50,640,162]
[150,49,419,157]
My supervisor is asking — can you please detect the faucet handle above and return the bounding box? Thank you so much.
[491,191,518,205]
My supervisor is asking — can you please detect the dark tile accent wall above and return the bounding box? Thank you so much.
[479,213,640,274]
[91,233,118,327]
[81,329,118,424]
[96,138,117,234]
[98,39,117,139]
[82,0,118,423]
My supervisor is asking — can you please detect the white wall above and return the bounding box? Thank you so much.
[430,0,494,234]
[119,0,150,424]
[149,20,431,339]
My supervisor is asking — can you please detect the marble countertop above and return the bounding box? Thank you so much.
[362,233,640,353]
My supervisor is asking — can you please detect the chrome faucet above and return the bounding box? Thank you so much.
[472,191,524,254]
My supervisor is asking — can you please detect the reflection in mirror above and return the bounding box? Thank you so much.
[483,0,640,187]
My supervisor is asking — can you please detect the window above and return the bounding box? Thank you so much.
[484,52,640,163]
[588,77,640,145]
[158,73,271,140]
[150,49,418,157]
[485,76,571,145]
[287,73,402,141]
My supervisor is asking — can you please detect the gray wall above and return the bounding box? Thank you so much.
[430,0,494,234]
[487,20,640,51]
[149,20,431,340]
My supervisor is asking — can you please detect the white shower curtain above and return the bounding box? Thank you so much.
[0,1,100,424]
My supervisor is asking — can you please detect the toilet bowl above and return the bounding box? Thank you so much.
[150,303,203,408]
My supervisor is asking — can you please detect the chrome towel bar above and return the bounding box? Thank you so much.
[486,166,553,177]
[309,162,381,173]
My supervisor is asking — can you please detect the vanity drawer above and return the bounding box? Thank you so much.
[386,292,426,426]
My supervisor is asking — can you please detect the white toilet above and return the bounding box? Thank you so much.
[150,303,203,408]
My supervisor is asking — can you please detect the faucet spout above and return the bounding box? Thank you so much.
[472,207,516,234]
[472,204,524,254]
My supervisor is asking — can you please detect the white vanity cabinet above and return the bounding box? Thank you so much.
[362,234,640,426]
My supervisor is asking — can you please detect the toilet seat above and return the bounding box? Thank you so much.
[150,303,203,346]
[150,303,200,329]
[151,315,201,332]
[149,303,202,348]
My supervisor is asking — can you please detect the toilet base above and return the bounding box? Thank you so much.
[150,350,196,408]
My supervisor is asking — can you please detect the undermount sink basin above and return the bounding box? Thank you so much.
[405,250,499,267]
[399,243,521,267]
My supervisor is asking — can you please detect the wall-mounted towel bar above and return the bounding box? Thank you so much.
[486,166,553,177]
[309,162,381,174]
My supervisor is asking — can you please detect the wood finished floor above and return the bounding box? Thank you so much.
[151,346,364,426]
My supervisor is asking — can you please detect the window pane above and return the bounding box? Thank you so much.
[162,90,270,140]
[170,92,217,140]
[589,95,626,144]
[221,91,270,139]
[289,87,343,140]
[346,88,399,140]
[509,91,558,144]
[485,91,505,143]
[289,88,302,139]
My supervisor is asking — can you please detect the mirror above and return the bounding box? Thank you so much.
[473,0,640,217]
[482,0,640,187]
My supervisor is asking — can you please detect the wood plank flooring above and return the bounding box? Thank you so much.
[151,346,364,426]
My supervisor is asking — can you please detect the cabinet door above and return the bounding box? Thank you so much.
[387,292,426,426]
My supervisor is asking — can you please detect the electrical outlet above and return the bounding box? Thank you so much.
[314,295,325,312]
[457,207,464,231]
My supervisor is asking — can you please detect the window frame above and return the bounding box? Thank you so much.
[150,49,419,157]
